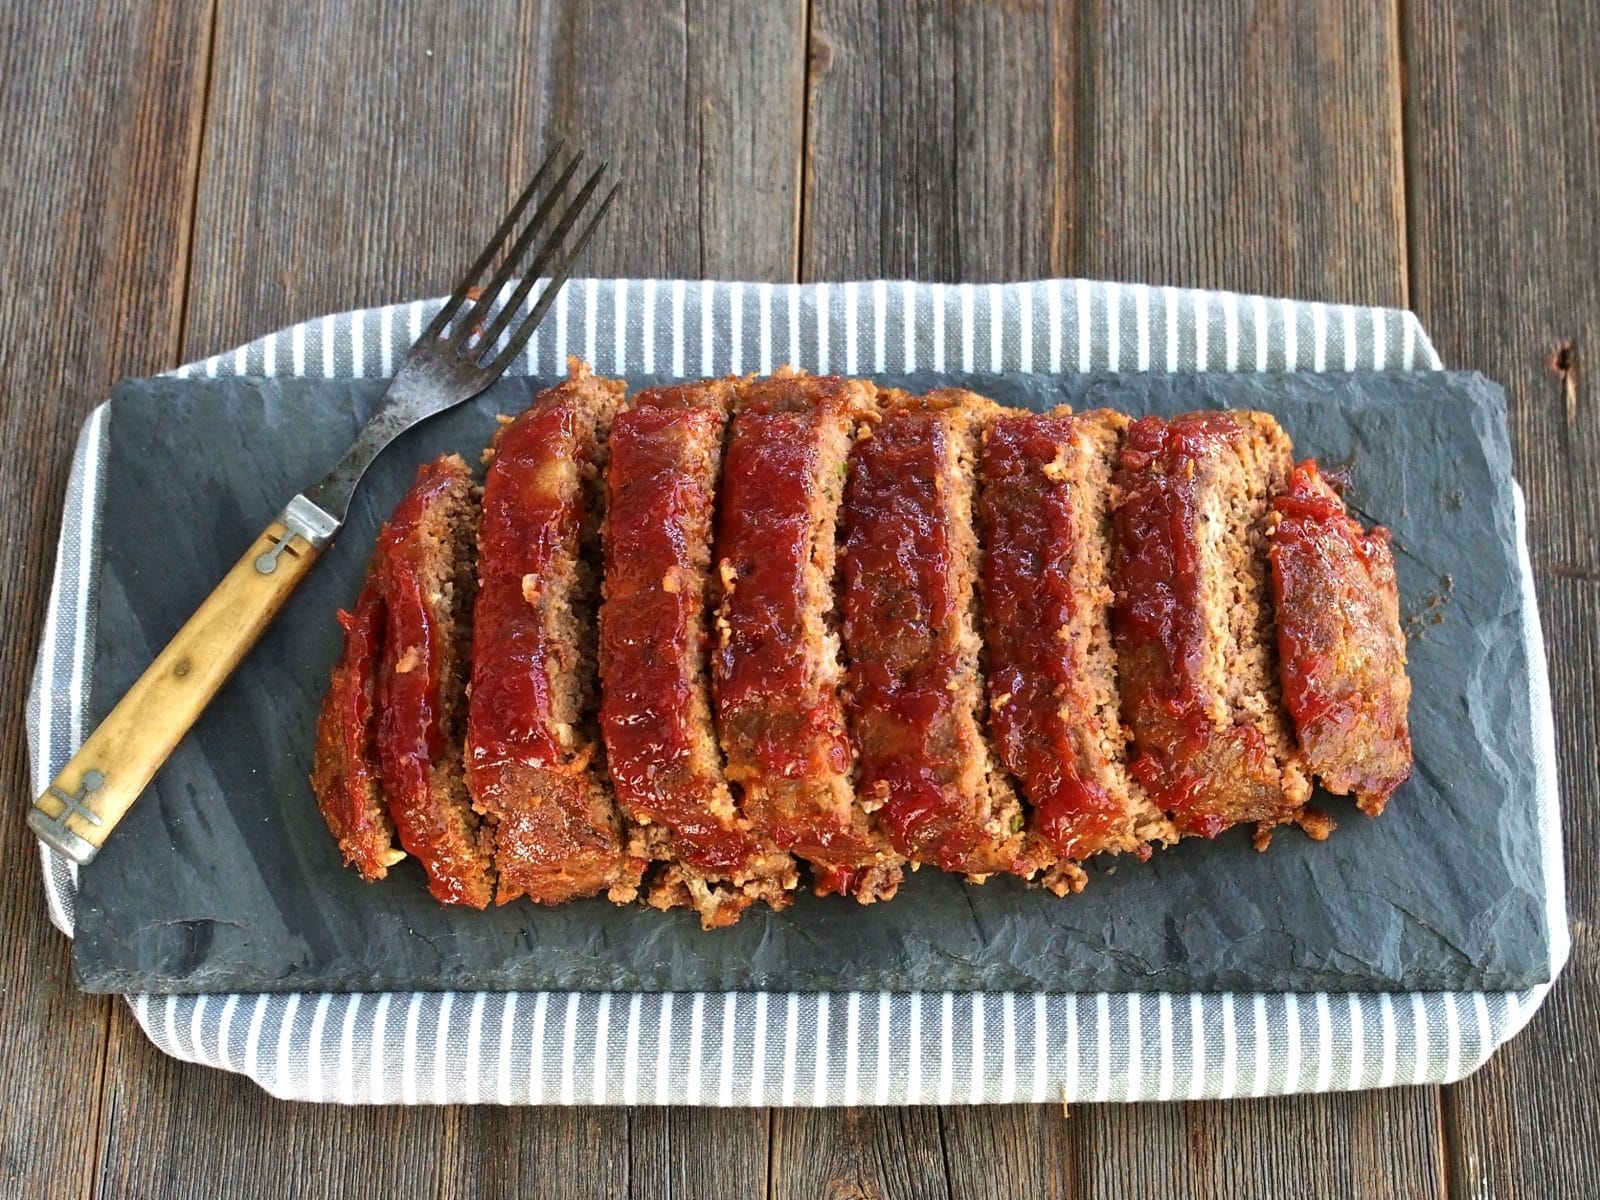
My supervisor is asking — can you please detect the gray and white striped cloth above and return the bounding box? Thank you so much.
[28,279,1567,1104]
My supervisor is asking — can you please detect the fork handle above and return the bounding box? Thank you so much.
[29,497,339,865]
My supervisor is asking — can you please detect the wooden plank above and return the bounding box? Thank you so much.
[1072,1094,1446,1199]
[804,0,1406,307]
[95,1046,626,1199]
[0,2,213,1197]
[182,0,805,364]
[771,1108,952,1200]
[94,3,801,1196]
[1402,2,1600,1197]
[177,0,525,362]
[940,1106,1070,1200]
[517,0,805,281]
[1070,0,1408,304]
[793,1,1445,1195]
[629,1110,769,1199]
[802,0,1077,281]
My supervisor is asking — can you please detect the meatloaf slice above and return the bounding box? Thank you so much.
[713,369,904,902]
[373,454,493,908]
[841,388,1032,880]
[1111,410,1313,841]
[311,566,404,881]
[980,408,1175,894]
[466,361,644,905]
[1268,459,1412,815]
[601,380,799,928]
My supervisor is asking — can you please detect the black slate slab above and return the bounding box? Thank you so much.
[71,371,1551,996]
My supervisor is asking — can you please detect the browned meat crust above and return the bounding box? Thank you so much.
[712,371,904,902]
[841,388,1032,880]
[1268,460,1412,815]
[310,569,401,880]
[980,408,1175,894]
[466,362,644,905]
[1110,411,1313,841]
[373,454,493,907]
[601,380,798,927]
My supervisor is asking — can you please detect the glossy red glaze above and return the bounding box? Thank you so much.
[1271,464,1385,728]
[1112,412,1267,836]
[713,410,824,718]
[980,415,1124,860]
[841,410,993,873]
[467,385,642,905]
[466,403,573,783]
[600,402,757,873]
[373,458,483,905]
[713,404,876,873]
[1278,519,1355,730]
[1270,460,1411,810]
[1112,414,1231,710]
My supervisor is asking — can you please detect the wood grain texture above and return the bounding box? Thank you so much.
[516,0,805,281]
[804,0,1407,306]
[629,1109,769,1199]
[771,1108,953,1200]
[1070,0,1408,305]
[940,1106,1070,1199]
[0,2,212,1197]
[1065,1095,1445,1199]
[803,0,1077,281]
[1404,1,1600,1197]
[94,1049,630,1200]
[177,0,525,362]
[5,0,1595,1195]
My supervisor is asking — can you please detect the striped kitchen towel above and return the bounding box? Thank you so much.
[27,279,1568,1104]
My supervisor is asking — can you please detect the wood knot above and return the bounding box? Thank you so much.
[1547,338,1580,424]
[809,32,834,75]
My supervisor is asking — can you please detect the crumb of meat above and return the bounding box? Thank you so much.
[1297,807,1336,840]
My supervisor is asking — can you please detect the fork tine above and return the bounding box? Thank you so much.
[420,141,566,343]
[447,154,590,351]
[480,182,620,381]
[474,164,609,352]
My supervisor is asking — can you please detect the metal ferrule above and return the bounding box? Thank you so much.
[29,805,100,866]
[279,493,341,549]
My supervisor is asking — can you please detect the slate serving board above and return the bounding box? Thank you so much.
[72,370,1549,996]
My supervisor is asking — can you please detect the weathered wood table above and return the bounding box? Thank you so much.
[3,3,1594,1196]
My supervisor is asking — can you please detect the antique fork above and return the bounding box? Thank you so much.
[29,143,618,866]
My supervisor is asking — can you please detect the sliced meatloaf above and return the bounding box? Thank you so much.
[980,407,1175,893]
[841,388,1032,880]
[466,361,644,905]
[373,454,493,907]
[712,370,904,902]
[601,380,799,928]
[311,566,403,881]
[1269,459,1412,815]
[1111,410,1314,841]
